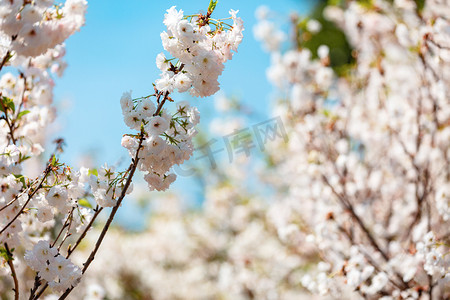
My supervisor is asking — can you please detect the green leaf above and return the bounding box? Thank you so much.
[78,198,93,209]
[0,247,13,261]
[89,168,98,177]
[357,0,374,9]
[414,0,425,13]
[18,153,31,164]
[17,110,30,119]
[0,96,15,114]
[208,0,218,13]
[13,174,26,188]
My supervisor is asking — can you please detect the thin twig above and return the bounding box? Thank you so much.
[32,207,104,299]
[57,208,75,252]
[28,275,42,300]
[5,243,19,300]
[0,187,30,212]
[154,91,169,116]
[0,164,52,235]
[67,206,103,258]
[335,223,406,290]
[32,281,48,300]
[0,50,11,72]
[58,130,146,299]
[322,175,389,261]
[0,100,17,145]
[322,175,410,289]
[51,207,74,248]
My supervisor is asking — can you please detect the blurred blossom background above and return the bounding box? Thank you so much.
[5,0,447,298]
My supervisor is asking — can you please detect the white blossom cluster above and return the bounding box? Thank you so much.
[0,45,68,172]
[0,157,93,247]
[119,4,242,192]
[253,6,286,52]
[121,94,200,191]
[156,6,243,97]
[0,0,87,57]
[417,232,448,280]
[24,241,82,292]
[0,0,92,257]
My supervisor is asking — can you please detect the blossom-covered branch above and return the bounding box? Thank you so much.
[0,0,243,298]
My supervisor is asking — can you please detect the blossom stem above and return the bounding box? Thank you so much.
[58,129,146,299]
[51,207,74,249]
[0,163,52,235]
[66,206,103,258]
[32,206,104,300]
[0,100,17,145]
[322,175,389,261]
[0,50,11,72]
[154,91,169,116]
[4,243,19,300]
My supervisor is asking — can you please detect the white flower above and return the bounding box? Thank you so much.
[85,283,105,300]
[366,272,388,295]
[176,20,194,39]
[53,255,72,278]
[174,73,192,93]
[37,205,54,223]
[46,186,70,212]
[163,6,183,32]
[156,52,170,71]
[25,241,57,271]
[121,136,138,150]
[145,116,169,136]
[123,110,142,130]
[93,188,116,208]
[120,91,133,114]
[155,72,175,93]
[138,97,156,118]
[40,264,58,282]
[144,135,165,155]
[188,106,200,125]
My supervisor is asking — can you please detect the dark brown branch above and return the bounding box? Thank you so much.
[0,164,52,235]
[58,130,146,300]
[31,282,47,300]
[334,221,407,291]
[57,208,75,252]
[51,207,74,249]
[0,188,29,212]
[322,175,389,261]
[28,275,42,300]
[32,208,105,300]
[67,206,103,258]
[4,243,19,300]
[0,50,11,72]
[404,167,430,240]
[0,101,17,145]
[154,91,170,116]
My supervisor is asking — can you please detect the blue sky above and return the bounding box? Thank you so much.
[52,0,313,228]
[55,0,312,165]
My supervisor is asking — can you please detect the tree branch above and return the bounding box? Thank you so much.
[0,164,52,235]
[58,130,146,299]
[5,243,19,300]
